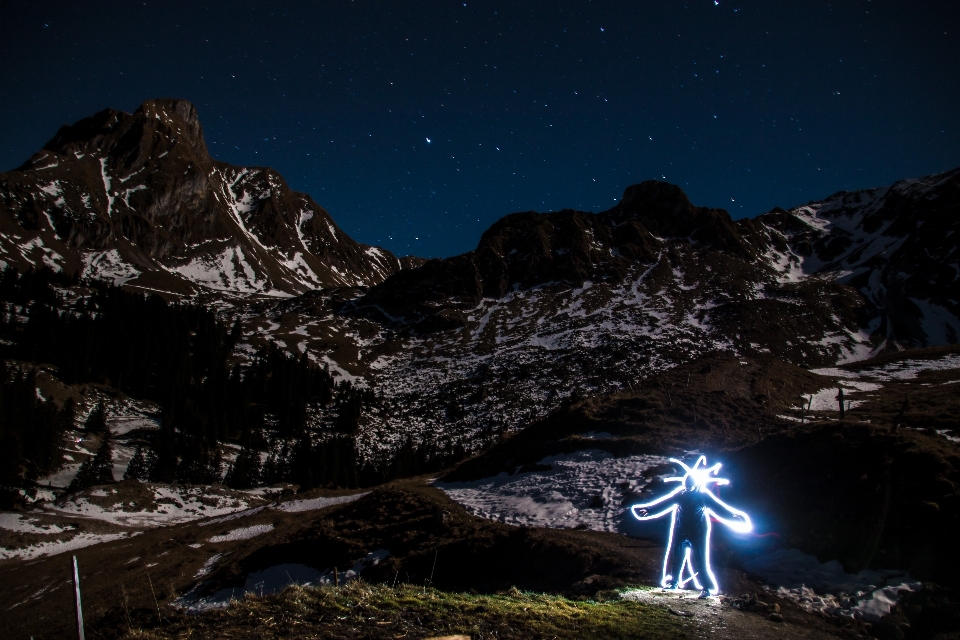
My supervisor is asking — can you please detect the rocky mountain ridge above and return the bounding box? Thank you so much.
[0,99,411,301]
[0,99,957,467]
[354,169,960,350]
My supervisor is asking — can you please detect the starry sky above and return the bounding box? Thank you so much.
[1,1,958,258]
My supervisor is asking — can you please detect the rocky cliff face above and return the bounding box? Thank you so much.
[352,168,960,352]
[0,99,407,299]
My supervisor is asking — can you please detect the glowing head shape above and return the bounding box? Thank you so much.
[630,455,752,595]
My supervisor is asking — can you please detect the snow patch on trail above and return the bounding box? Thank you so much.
[199,505,268,527]
[799,388,865,412]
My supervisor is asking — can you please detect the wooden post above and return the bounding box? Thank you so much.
[72,555,85,640]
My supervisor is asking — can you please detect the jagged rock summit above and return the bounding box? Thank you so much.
[0,99,406,299]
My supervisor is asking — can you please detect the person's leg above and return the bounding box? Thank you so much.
[669,538,690,588]
[693,535,716,595]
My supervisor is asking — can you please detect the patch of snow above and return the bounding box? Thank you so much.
[813,354,960,382]
[169,246,267,294]
[83,249,140,286]
[208,524,274,543]
[777,414,804,422]
[799,388,863,412]
[744,548,921,623]
[436,450,669,532]
[0,513,67,534]
[45,486,254,528]
[199,505,268,526]
[273,493,368,513]
[100,158,116,217]
[194,553,222,578]
[0,532,130,561]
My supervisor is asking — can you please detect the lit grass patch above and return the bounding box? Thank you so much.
[125,582,687,639]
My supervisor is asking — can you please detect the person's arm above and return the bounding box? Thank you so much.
[630,485,684,521]
[704,491,752,533]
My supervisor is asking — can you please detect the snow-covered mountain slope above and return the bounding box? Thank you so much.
[1,98,955,467]
[0,99,410,299]
[234,171,956,462]
[753,167,960,348]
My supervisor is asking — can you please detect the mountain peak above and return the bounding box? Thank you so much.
[135,99,207,152]
[618,180,693,212]
[32,98,209,170]
[0,100,405,297]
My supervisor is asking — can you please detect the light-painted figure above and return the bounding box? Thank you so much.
[630,455,752,598]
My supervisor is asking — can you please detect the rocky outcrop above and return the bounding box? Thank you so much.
[0,99,407,298]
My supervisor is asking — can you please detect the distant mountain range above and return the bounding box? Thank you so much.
[0,99,957,459]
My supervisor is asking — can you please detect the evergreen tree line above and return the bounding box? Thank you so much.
[0,267,352,488]
[223,431,470,491]
[0,364,75,488]
[0,267,472,494]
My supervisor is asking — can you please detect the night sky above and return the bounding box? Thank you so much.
[2,2,958,258]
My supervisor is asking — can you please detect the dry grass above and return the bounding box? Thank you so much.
[122,581,687,639]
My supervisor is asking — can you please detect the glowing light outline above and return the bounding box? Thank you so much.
[630,455,752,593]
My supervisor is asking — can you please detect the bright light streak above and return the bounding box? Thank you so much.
[630,456,752,594]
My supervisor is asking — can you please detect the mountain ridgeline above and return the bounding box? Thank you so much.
[352,172,960,352]
[0,99,958,500]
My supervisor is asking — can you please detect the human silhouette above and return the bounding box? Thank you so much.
[631,456,752,597]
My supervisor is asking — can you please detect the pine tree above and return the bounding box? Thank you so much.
[225,444,263,489]
[124,444,149,480]
[68,432,114,492]
[290,431,314,491]
[148,424,178,483]
[93,433,115,484]
[84,402,107,434]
